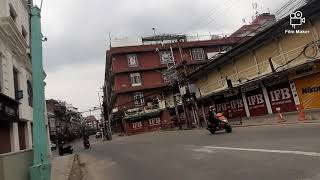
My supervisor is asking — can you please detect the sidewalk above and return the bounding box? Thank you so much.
[229,112,320,127]
[51,154,75,180]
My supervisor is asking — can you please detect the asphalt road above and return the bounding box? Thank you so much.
[77,123,320,180]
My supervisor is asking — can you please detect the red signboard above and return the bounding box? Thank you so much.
[245,88,268,116]
[266,82,296,113]
[213,94,246,118]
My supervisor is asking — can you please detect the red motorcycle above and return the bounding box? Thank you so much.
[207,113,232,134]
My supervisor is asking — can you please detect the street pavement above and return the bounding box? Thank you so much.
[76,123,320,180]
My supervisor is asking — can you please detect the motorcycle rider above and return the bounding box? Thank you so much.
[208,106,221,129]
[83,132,90,148]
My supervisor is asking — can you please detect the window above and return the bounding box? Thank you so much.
[22,26,28,40]
[159,51,173,64]
[132,122,142,129]
[191,48,205,60]
[27,80,33,107]
[13,68,19,99]
[127,54,138,67]
[9,4,17,22]
[134,92,144,106]
[130,73,141,86]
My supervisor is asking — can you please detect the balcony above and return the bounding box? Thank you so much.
[113,64,167,74]
[115,83,168,94]
[0,17,29,61]
[197,41,320,97]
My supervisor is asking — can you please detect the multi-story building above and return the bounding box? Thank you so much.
[46,99,82,142]
[84,115,99,129]
[0,0,33,153]
[189,1,320,122]
[103,13,276,135]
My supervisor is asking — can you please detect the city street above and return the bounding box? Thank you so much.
[75,123,320,180]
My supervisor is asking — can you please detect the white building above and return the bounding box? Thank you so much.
[0,0,33,153]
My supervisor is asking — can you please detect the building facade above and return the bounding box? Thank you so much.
[46,99,82,143]
[84,115,99,129]
[0,0,33,154]
[103,13,276,135]
[189,1,320,122]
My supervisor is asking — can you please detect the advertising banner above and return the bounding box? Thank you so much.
[245,88,268,116]
[294,73,320,109]
[266,82,297,112]
[213,94,246,118]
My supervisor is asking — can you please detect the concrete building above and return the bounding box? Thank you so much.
[188,1,320,122]
[84,115,99,129]
[0,0,33,154]
[103,13,276,135]
[46,99,82,143]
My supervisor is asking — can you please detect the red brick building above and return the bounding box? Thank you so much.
[104,14,276,136]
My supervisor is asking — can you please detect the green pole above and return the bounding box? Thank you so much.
[30,6,51,180]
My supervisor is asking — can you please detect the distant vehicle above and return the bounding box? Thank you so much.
[95,132,102,138]
[50,141,56,151]
[58,141,73,156]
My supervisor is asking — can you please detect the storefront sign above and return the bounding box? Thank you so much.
[132,121,143,129]
[289,63,320,80]
[266,82,296,112]
[245,88,268,116]
[294,73,320,109]
[148,117,161,126]
[213,94,246,118]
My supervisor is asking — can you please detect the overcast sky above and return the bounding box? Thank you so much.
[33,0,291,118]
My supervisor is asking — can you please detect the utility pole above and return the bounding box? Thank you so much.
[98,92,106,141]
[30,4,51,180]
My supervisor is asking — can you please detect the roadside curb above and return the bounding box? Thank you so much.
[232,120,320,128]
[51,154,77,180]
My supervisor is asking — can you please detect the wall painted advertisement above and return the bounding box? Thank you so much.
[213,94,246,118]
[244,88,268,116]
[294,73,320,109]
[266,82,297,112]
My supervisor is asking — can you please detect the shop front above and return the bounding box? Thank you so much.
[294,72,320,110]
[0,93,19,154]
[265,80,297,113]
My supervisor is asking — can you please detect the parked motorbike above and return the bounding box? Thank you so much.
[58,141,73,156]
[207,113,232,134]
[83,139,90,149]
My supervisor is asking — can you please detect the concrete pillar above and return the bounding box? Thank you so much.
[241,92,251,118]
[261,84,273,114]
[47,125,52,157]
[25,121,33,149]
[10,122,20,152]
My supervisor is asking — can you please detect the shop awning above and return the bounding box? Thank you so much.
[123,109,161,121]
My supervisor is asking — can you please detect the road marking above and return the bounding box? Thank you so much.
[203,146,320,157]
[193,148,215,153]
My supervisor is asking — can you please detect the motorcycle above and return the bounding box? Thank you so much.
[207,113,232,134]
[58,141,73,156]
[83,139,90,149]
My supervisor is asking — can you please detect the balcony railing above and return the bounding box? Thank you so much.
[197,40,320,97]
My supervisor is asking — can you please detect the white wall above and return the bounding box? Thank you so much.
[0,0,9,17]
[7,0,30,45]
[0,0,32,152]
